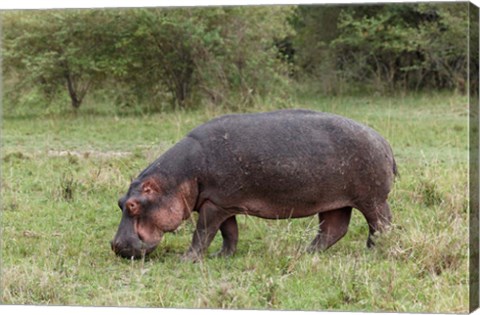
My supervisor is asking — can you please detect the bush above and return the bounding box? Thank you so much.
[2,7,295,112]
[291,3,469,94]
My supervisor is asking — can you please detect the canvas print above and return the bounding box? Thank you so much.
[1,2,478,313]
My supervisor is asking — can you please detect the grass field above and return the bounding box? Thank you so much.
[1,92,470,312]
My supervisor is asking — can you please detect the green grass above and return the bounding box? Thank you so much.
[1,92,469,312]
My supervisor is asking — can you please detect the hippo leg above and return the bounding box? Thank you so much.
[183,201,231,262]
[214,215,238,257]
[307,207,352,252]
[359,200,392,248]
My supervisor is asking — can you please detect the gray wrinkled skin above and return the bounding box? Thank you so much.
[111,109,397,261]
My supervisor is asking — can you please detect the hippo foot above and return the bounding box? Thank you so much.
[181,250,203,263]
[211,247,236,258]
[306,236,329,253]
[306,243,327,254]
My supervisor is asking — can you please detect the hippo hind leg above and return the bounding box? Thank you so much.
[358,200,392,248]
[307,207,352,253]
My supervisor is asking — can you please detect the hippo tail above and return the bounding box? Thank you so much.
[392,157,399,179]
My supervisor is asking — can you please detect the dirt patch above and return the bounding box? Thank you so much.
[47,150,132,159]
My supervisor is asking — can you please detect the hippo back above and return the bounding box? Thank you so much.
[187,109,396,213]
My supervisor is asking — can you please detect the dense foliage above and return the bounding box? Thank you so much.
[292,3,471,94]
[2,3,474,111]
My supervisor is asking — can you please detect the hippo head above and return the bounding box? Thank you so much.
[111,176,196,259]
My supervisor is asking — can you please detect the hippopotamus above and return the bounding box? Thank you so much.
[111,109,397,261]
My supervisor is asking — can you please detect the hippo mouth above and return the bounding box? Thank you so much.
[110,237,159,260]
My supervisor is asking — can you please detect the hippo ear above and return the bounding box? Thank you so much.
[142,178,161,195]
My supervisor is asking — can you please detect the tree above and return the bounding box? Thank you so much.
[191,6,294,107]
[290,5,345,74]
[121,8,221,108]
[290,3,469,93]
[3,10,126,109]
[415,3,469,92]
[2,7,294,110]
[112,6,294,108]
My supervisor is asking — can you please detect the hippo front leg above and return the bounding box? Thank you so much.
[183,201,231,262]
[214,215,238,257]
